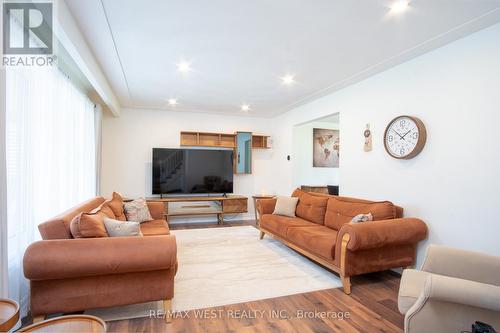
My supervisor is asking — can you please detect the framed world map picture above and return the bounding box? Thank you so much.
[313,128,339,168]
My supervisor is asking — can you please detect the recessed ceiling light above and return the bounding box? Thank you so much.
[281,74,295,85]
[168,98,178,106]
[241,104,250,112]
[390,0,409,13]
[176,61,192,73]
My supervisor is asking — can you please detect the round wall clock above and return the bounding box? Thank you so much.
[384,115,427,159]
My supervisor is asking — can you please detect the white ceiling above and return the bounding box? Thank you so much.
[66,0,500,117]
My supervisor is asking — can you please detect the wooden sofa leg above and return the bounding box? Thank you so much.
[33,315,45,323]
[163,299,173,323]
[341,276,351,295]
[260,231,265,239]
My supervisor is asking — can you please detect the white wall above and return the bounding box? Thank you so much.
[292,121,339,188]
[270,22,500,265]
[101,23,500,262]
[101,108,275,221]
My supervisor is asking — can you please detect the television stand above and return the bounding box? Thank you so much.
[146,195,248,224]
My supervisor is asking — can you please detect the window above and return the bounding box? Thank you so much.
[5,65,97,314]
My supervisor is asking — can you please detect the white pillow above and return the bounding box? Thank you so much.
[350,213,373,224]
[104,217,143,237]
[272,196,299,218]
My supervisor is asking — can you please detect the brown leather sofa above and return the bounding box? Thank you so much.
[258,189,427,294]
[23,196,177,323]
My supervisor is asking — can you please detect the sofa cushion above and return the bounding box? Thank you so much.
[324,197,396,230]
[287,226,338,261]
[292,189,329,225]
[260,214,317,238]
[70,212,109,238]
[140,219,170,236]
[108,192,127,221]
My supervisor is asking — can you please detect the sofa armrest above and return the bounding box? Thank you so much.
[147,201,166,220]
[420,245,500,286]
[24,235,177,281]
[405,274,500,333]
[338,218,427,251]
[257,198,277,216]
[416,274,500,312]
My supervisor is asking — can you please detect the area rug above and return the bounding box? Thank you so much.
[85,226,341,321]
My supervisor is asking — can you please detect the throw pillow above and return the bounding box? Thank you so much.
[91,202,116,219]
[108,192,127,221]
[124,198,153,223]
[350,213,373,224]
[70,212,108,238]
[272,196,299,218]
[103,217,142,237]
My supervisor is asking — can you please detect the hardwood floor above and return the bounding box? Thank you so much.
[107,220,405,333]
[107,271,403,333]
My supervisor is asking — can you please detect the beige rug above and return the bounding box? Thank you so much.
[85,226,341,321]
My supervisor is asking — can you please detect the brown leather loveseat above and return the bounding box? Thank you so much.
[258,189,427,294]
[23,195,177,323]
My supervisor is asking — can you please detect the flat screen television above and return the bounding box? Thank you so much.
[152,148,234,195]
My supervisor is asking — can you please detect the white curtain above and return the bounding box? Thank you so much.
[0,70,8,299]
[94,104,103,194]
[5,65,97,315]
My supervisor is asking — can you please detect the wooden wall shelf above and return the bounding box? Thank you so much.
[180,131,270,149]
[252,135,269,149]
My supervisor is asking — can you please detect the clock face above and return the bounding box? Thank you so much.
[384,116,426,159]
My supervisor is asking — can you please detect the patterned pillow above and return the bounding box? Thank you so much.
[124,198,153,223]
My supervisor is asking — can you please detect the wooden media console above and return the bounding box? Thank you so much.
[146,195,248,224]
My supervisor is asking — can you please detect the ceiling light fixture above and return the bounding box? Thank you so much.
[281,74,295,85]
[176,61,192,73]
[168,98,178,106]
[241,104,250,112]
[390,0,409,13]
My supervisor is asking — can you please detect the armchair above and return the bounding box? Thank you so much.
[398,245,500,333]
